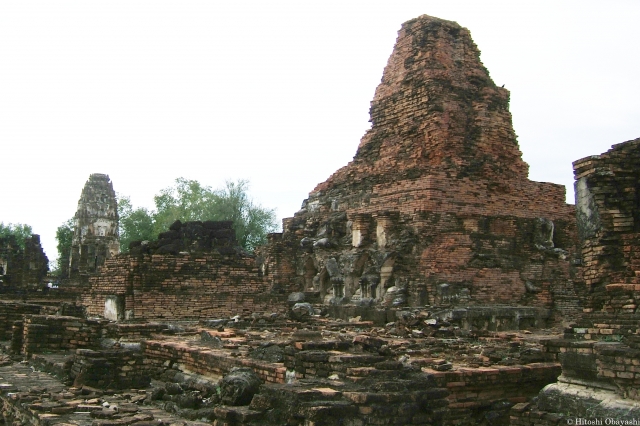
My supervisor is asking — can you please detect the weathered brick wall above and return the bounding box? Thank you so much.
[589,283,639,317]
[543,337,640,402]
[284,340,379,379]
[142,339,287,383]
[573,138,640,308]
[267,209,578,316]
[254,233,299,295]
[260,15,580,317]
[20,315,102,356]
[103,322,168,339]
[71,348,151,390]
[320,174,572,220]
[411,213,575,308]
[0,301,42,340]
[0,234,49,293]
[81,255,132,316]
[515,140,640,421]
[83,252,287,320]
[423,363,561,424]
[544,282,640,402]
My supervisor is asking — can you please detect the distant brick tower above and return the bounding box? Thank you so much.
[69,174,119,278]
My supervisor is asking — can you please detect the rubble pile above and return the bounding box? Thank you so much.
[0,312,562,425]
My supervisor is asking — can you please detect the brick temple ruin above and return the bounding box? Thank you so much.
[0,14,637,426]
[256,14,580,329]
[69,173,120,280]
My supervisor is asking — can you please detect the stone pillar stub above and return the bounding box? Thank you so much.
[374,211,398,249]
[351,213,372,248]
[575,176,601,241]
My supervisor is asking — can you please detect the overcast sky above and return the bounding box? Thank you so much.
[2,1,639,262]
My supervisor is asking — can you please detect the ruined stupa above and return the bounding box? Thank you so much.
[69,173,119,279]
[259,15,581,324]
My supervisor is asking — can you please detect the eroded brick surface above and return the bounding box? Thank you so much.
[82,251,286,321]
[257,15,580,321]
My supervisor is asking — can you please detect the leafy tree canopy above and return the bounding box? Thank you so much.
[52,219,74,278]
[213,180,279,250]
[153,178,220,235]
[118,178,277,252]
[118,196,155,253]
[0,222,33,250]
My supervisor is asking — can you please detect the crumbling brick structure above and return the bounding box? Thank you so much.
[0,234,49,294]
[83,220,286,320]
[573,138,640,309]
[69,173,119,280]
[511,139,640,422]
[259,15,580,323]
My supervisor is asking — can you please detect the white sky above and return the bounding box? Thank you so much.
[2,1,639,263]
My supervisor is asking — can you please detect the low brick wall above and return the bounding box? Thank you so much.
[83,253,287,320]
[103,322,168,339]
[510,403,566,425]
[142,339,287,383]
[421,363,561,424]
[284,340,381,379]
[543,338,640,401]
[71,348,150,390]
[20,315,104,356]
[0,301,42,340]
[249,381,451,426]
[594,343,640,400]
[546,281,640,402]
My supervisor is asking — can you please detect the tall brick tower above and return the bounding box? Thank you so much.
[69,174,119,279]
[260,15,580,322]
[317,15,530,194]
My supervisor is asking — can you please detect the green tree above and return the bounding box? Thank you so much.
[152,178,220,236]
[118,196,155,253]
[154,178,277,251]
[53,219,74,278]
[212,180,278,250]
[120,178,277,252]
[0,222,33,250]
